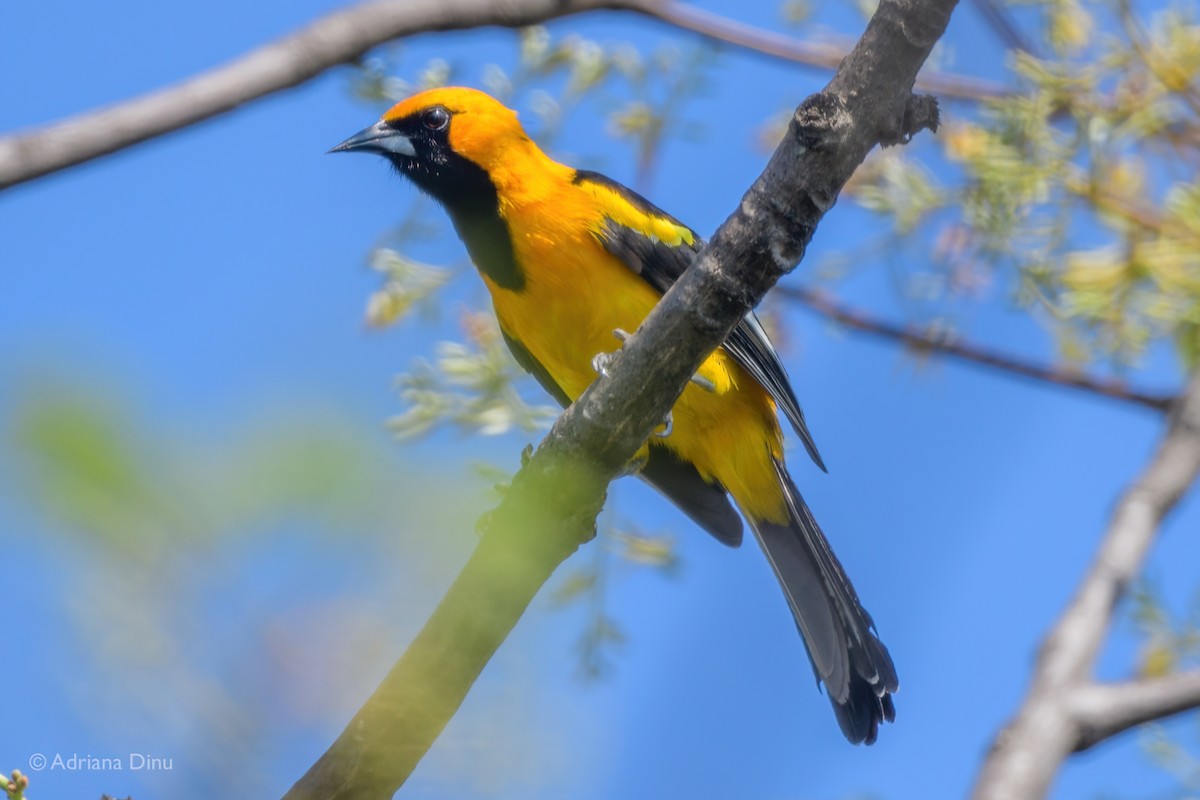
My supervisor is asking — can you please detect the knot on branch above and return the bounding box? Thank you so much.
[893,0,958,49]
[790,93,849,152]
[880,94,940,147]
[759,194,819,265]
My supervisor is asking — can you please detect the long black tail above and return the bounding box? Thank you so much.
[748,459,898,744]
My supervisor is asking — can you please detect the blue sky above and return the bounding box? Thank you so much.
[2,1,1197,799]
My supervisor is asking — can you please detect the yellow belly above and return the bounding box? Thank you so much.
[484,201,788,524]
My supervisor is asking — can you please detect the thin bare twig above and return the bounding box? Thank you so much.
[0,0,1003,191]
[972,370,1200,799]
[778,285,1176,412]
[643,1,1009,101]
[1060,169,1200,247]
[969,0,1038,55]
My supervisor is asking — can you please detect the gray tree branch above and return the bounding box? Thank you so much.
[779,285,1176,413]
[646,1,1007,100]
[0,0,616,190]
[0,0,996,192]
[972,369,1200,799]
[1073,671,1200,752]
[282,0,955,796]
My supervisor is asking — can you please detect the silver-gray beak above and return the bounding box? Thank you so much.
[328,120,417,157]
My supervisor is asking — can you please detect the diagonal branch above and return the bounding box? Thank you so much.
[283,0,956,796]
[972,369,1200,799]
[0,0,998,191]
[0,0,618,190]
[779,285,1176,412]
[1072,671,1200,752]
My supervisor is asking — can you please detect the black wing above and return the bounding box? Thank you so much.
[574,170,826,472]
[500,328,743,546]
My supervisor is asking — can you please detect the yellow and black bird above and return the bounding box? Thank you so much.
[332,87,898,743]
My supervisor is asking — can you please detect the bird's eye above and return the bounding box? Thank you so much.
[422,106,450,131]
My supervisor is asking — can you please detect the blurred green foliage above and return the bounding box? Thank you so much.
[388,311,558,440]
[5,378,518,796]
[1130,581,1200,678]
[13,387,391,552]
[841,2,1200,369]
[1127,581,1200,794]
[1138,724,1200,795]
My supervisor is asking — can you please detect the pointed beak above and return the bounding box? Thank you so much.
[328,120,417,157]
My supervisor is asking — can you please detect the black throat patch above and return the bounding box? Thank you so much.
[442,170,525,292]
[387,133,525,291]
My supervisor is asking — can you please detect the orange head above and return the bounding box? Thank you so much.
[330,87,541,207]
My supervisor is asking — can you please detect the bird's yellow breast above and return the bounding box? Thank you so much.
[482,180,788,523]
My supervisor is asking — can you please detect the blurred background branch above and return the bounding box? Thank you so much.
[1073,670,1200,751]
[780,285,1176,411]
[0,0,1003,190]
[973,370,1200,798]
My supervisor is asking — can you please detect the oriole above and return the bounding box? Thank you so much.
[333,87,898,743]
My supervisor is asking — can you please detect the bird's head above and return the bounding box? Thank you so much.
[330,87,533,204]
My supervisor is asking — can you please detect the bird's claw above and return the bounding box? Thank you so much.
[590,327,673,437]
[591,328,632,377]
[591,351,615,377]
[689,374,716,392]
[655,410,673,438]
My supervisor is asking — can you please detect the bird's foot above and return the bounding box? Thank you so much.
[591,328,632,377]
[590,328,675,438]
[655,410,673,438]
[591,327,712,392]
